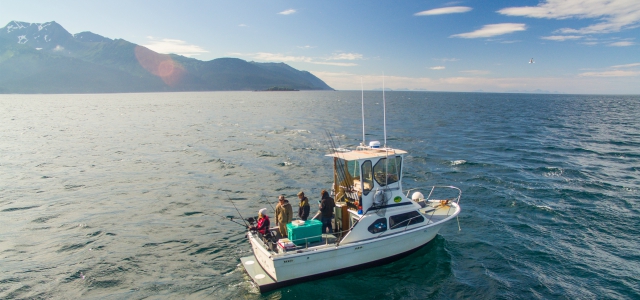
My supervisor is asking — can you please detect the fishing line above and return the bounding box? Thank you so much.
[209,210,248,228]
[225,191,250,228]
[260,193,276,213]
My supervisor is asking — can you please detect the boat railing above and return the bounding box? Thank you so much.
[280,228,351,252]
[405,186,461,222]
[405,186,462,205]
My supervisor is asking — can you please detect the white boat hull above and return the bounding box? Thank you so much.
[244,227,442,292]
[278,224,442,281]
[244,211,452,292]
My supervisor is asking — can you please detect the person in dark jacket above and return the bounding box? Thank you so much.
[250,208,271,237]
[319,190,335,233]
[297,191,310,221]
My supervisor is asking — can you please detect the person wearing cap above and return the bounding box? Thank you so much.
[297,191,310,221]
[250,208,271,237]
[275,195,293,237]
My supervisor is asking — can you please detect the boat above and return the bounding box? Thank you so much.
[240,82,461,292]
[240,140,462,292]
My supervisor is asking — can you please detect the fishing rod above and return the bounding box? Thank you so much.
[209,210,248,228]
[325,130,352,196]
[225,191,250,228]
[260,193,276,213]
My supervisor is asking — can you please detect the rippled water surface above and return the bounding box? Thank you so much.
[1,91,639,299]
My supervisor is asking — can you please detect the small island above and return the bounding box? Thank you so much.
[263,86,299,91]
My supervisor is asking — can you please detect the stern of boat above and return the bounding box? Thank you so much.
[246,230,278,280]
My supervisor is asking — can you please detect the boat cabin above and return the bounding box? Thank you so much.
[326,142,408,213]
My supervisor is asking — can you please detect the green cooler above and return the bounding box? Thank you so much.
[286,220,322,246]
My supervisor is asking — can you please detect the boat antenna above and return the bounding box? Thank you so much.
[361,77,365,146]
[383,72,387,148]
[225,191,249,228]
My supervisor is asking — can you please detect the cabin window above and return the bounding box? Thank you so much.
[361,160,373,196]
[373,156,402,187]
[346,160,360,179]
[389,211,424,230]
[367,218,387,234]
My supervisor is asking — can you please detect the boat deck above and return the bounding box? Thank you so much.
[241,255,276,292]
[419,202,457,224]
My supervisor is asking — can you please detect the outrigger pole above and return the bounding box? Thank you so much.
[361,77,365,145]
[383,72,387,148]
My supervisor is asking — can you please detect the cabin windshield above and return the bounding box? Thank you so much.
[373,156,402,187]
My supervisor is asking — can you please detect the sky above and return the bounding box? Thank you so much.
[2,0,640,94]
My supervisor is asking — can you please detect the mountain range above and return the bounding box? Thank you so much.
[0,21,333,93]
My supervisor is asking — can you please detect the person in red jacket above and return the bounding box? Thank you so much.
[251,208,271,237]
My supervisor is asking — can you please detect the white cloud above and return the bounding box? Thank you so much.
[278,9,296,15]
[309,72,640,94]
[611,63,640,68]
[608,41,635,46]
[248,52,312,62]
[451,23,526,38]
[541,35,583,41]
[415,6,472,16]
[436,58,459,62]
[229,52,360,66]
[430,66,445,70]
[498,0,640,34]
[579,70,640,77]
[238,24,248,27]
[327,53,363,60]
[312,62,358,67]
[298,45,315,49]
[143,38,208,57]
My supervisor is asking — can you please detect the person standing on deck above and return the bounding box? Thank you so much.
[297,191,310,221]
[275,195,293,237]
[319,190,335,233]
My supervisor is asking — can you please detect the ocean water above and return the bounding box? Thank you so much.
[1,91,638,299]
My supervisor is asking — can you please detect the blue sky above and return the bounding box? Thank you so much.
[2,0,640,94]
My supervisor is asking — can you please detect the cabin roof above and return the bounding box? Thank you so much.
[325,148,407,160]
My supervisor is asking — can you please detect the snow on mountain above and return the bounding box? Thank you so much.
[1,21,112,50]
